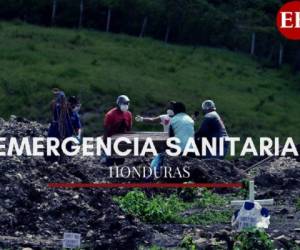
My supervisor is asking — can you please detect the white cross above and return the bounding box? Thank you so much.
[231,180,274,206]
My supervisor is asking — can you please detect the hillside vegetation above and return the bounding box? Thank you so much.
[0,0,290,67]
[0,22,299,143]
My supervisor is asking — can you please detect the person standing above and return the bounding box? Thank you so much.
[103,95,132,140]
[101,95,132,165]
[68,96,82,144]
[47,90,73,162]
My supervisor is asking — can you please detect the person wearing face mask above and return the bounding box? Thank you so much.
[101,95,132,165]
[135,101,175,132]
[150,102,194,176]
[103,95,132,141]
[195,100,229,159]
[68,96,82,144]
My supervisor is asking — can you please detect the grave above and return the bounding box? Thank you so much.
[62,233,81,249]
[231,180,274,230]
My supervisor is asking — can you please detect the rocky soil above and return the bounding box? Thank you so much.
[0,116,299,249]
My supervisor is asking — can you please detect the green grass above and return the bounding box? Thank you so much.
[0,21,300,143]
[114,190,189,223]
[114,189,231,225]
[196,188,228,207]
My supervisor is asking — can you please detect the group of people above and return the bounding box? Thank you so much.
[47,88,229,163]
[135,98,229,170]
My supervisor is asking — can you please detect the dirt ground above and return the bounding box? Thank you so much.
[0,117,299,249]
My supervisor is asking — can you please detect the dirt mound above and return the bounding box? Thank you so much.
[253,157,300,200]
[0,117,143,249]
[0,159,143,249]
[0,117,299,249]
[0,116,47,138]
[164,156,246,183]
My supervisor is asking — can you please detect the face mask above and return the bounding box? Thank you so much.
[167,109,174,117]
[120,104,129,112]
[73,105,81,113]
[73,107,80,113]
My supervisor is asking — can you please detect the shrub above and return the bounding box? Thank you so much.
[233,229,274,250]
[197,188,228,207]
[114,190,187,223]
[180,235,196,250]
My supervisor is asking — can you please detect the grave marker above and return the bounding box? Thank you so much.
[62,232,81,249]
[231,180,273,230]
[231,180,274,206]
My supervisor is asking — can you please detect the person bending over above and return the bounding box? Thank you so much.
[150,102,194,174]
[195,100,229,159]
[169,102,195,152]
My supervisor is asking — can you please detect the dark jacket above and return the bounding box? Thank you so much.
[195,111,228,141]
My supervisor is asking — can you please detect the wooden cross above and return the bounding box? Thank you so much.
[231,180,274,206]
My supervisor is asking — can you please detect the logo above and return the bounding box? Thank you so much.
[277,1,300,40]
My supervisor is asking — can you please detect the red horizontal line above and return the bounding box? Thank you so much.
[48,182,243,188]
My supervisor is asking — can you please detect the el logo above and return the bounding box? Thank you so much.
[277,1,300,40]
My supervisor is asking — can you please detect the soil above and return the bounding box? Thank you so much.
[0,116,299,249]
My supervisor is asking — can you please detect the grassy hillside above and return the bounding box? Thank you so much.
[0,21,299,143]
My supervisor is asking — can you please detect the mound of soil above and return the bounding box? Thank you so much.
[164,156,246,183]
[0,117,143,249]
[0,116,299,249]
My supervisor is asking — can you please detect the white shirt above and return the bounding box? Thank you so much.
[159,114,171,132]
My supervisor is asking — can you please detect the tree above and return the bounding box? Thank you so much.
[102,0,120,32]
[78,0,84,28]
[51,0,57,26]
[133,0,159,38]
[162,0,188,43]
